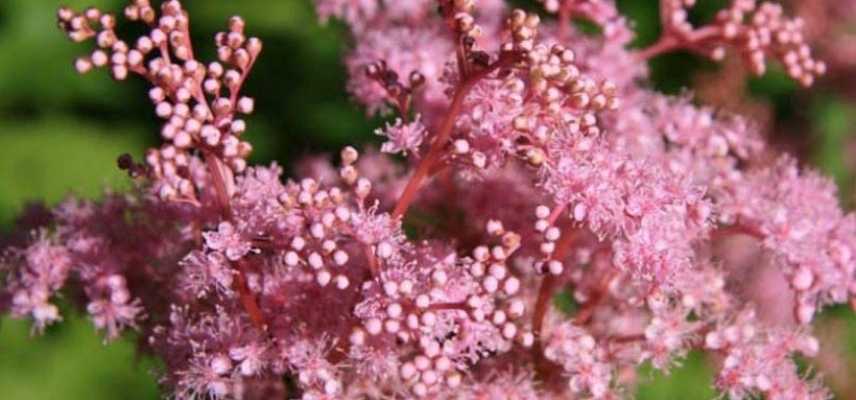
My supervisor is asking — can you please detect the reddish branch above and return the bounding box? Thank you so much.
[558,0,573,40]
[392,55,519,219]
[712,221,765,241]
[532,227,579,380]
[205,151,268,332]
[203,152,233,218]
[233,259,267,331]
[635,26,721,61]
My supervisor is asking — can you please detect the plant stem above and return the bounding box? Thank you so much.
[204,152,232,219]
[635,27,721,61]
[532,228,578,380]
[558,0,572,41]
[635,34,680,61]
[392,56,516,219]
[233,259,266,331]
[205,152,267,332]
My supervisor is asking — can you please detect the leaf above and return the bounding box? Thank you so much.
[0,118,144,226]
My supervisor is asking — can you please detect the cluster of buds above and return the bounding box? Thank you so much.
[353,222,531,397]
[704,310,824,398]
[714,1,825,85]
[449,136,488,171]
[662,0,700,36]
[505,9,541,53]
[524,44,618,133]
[445,0,479,35]
[532,205,568,276]
[503,11,618,164]
[657,0,825,86]
[364,60,425,116]
[353,261,472,398]
[337,146,360,186]
[397,350,462,397]
[440,0,494,75]
[58,6,135,81]
[473,221,527,308]
[284,339,343,398]
[58,0,262,203]
[543,322,612,398]
[278,177,355,291]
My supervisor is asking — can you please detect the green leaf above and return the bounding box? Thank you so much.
[0,315,159,400]
[636,351,717,400]
[809,97,856,202]
[0,118,144,226]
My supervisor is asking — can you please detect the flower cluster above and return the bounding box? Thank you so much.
[58,0,260,205]
[2,0,855,399]
[639,0,826,86]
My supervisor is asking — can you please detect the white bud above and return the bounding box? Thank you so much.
[211,355,233,375]
[376,241,394,259]
[545,227,561,241]
[387,303,403,318]
[335,275,349,289]
[502,322,517,339]
[400,362,417,379]
[316,270,332,286]
[432,270,448,285]
[791,267,814,291]
[308,252,323,269]
[453,139,470,154]
[366,318,382,335]
[384,319,400,333]
[415,294,431,309]
[503,277,521,295]
[486,220,504,235]
[420,311,437,327]
[383,281,399,296]
[237,96,254,114]
[548,260,564,275]
[483,275,500,292]
[333,250,349,266]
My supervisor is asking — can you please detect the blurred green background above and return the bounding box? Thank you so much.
[0,0,854,398]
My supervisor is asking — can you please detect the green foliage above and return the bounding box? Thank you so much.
[0,119,143,226]
[0,0,126,110]
[636,351,717,400]
[553,289,578,314]
[810,97,856,204]
[0,315,159,400]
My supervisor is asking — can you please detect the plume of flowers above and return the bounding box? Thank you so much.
[1,0,854,399]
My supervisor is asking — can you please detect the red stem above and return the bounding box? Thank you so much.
[233,259,266,331]
[531,229,578,380]
[429,302,468,312]
[392,56,516,219]
[204,152,267,332]
[203,152,232,218]
[558,0,572,41]
[364,245,379,277]
[635,34,681,61]
[712,221,765,241]
[635,26,722,61]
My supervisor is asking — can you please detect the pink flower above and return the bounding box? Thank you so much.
[1,1,850,399]
[204,222,252,261]
[376,115,427,155]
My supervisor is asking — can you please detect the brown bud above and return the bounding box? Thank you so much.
[409,71,426,88]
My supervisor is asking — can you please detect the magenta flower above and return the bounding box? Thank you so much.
[1,1,853,399]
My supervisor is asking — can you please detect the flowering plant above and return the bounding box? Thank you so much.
[1,0,854,399]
